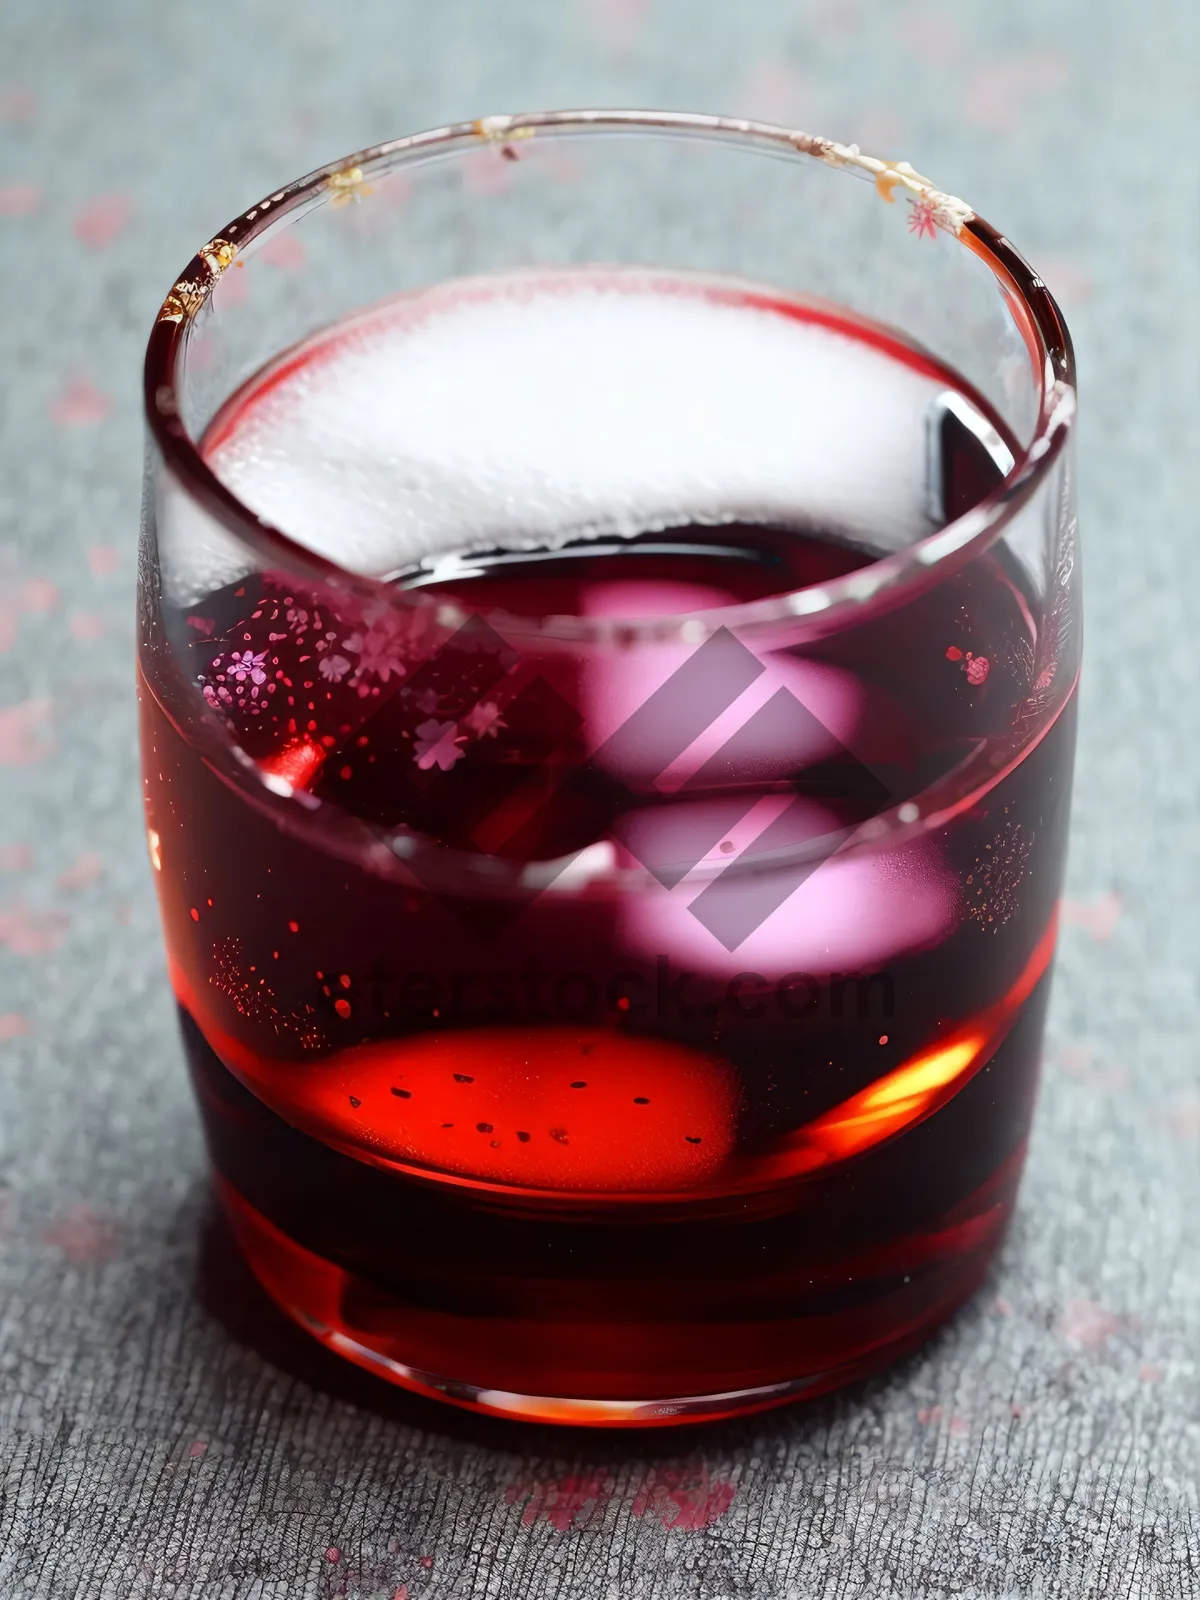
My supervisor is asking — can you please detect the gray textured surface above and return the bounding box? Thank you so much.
[1,1,1198,1596]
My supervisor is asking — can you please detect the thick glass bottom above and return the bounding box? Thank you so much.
[218,1176,1002,1428]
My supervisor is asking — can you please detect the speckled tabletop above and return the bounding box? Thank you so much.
[1,2,1198,1596]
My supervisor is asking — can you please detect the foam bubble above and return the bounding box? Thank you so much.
[166,273,944,605]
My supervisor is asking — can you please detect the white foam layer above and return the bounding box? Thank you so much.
[164,274,944,605]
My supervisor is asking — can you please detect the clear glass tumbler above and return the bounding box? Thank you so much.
[139,111,1078,1425]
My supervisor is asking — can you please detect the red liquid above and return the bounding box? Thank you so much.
[140,278,1076,1423]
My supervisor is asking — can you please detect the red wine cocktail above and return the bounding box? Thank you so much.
[141,114,1078,1424]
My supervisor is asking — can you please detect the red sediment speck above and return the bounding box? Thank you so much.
[189,1440,208,1457]
[190,907,200,921]
[261,738,324,790]
[945,646,963,660]
[335,999,351,1019]
[965,656,990,685]
[0,1013,31,1040]
[288,920,300,932]
[325,1546,341,1563]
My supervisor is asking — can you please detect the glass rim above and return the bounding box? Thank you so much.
[144,107,1076,645]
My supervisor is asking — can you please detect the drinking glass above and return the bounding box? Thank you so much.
[140,111,1078,1426]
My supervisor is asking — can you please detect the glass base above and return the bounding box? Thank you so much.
[218,1178,994,1428]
